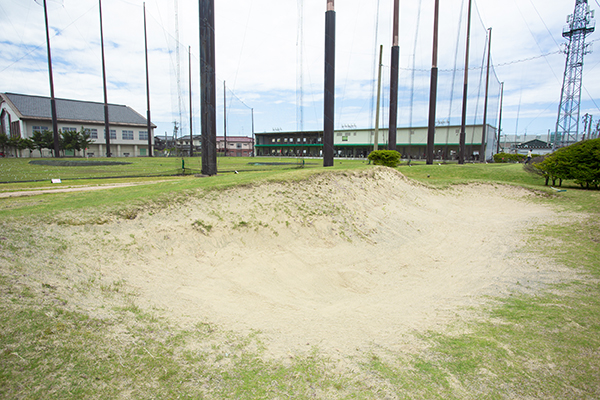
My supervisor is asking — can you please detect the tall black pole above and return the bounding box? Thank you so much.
[374,45,384,152]
[99,0,111,157]
[43,0,60,158]
[144,2,153,157]
[480,27,492,163]
[323,0,336,167]
[199,0,217,175]
[251,108,255,157]
[496,81,504,155]
[189,46,193,157]
[426,0,439,165]
[388,0,400,152]
[223,80,227,156]
[459,0,473,164]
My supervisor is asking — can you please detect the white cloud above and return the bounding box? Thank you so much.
[0,0,598,139]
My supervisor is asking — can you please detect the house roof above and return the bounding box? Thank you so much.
[1,92,155,128]
[515,139,552,149]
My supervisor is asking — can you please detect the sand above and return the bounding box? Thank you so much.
[38,167,571,359]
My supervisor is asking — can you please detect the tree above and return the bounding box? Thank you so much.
[535,138,600,189]
[78,127,93,156]
[7,136,20,157]
[60,129,79,156]
[21,138,35,157]
[0,131,8,155]
[32,130,55,157]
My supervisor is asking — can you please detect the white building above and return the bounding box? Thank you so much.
[0,92,155,157]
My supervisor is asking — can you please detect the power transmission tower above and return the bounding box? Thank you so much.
[554,0,595,149]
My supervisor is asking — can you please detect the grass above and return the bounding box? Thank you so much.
[1,157,599,398]
[0,156,364,185]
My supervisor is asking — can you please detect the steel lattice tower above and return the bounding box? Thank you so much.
[554,0,595,149]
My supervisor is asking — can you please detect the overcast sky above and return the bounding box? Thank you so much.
[1,0,599,141]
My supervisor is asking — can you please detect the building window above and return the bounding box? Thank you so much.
[33,126,49,134]
[342,136,348,142]
[271,138,276,143]
[89,129,98,139]
[63,127,76,133]
[122,130,134,140]
[139,131,148,141]
[105,129,116,139]
[237,143,242,149]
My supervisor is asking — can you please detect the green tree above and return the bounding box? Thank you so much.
[21,138,35,157]
[535,138,600,188]
[78,127,93,156]
[7,136,20,157]
[60,129,79,156]
[0,131,8,155]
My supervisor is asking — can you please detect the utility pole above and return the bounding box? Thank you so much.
[323,0,336,167]
[496,82,504,155]
[144,2,153,157]
[199,0,217,175]
[42,0,60,158]
[480,27,492,162]
[189,46,193,157]
[459,0,473,164]
[374,45,383,152]
[251,108,255,157]
[223,80,227,156]
[426,0,440,165]
[99,0,111,157]
[388,0,400,152]
[554,0,595,149]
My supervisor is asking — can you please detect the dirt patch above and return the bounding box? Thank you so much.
[3,168,574,359]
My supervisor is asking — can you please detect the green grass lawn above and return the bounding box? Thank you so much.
[1,158,599,398]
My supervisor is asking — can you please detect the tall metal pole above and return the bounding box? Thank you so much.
[480,27,492,162]
[251,108,255,157]
[459,0,473,164]
[43,0,60,158]
[426,0,440,165]
[199,0,217,175]
[189,46,193,157]
[323,0,336,167]
[223,80,227,156]
[388,0,400,152]
[144,2,153,157]
[99,0,111,157]
[374,45,384,152]
[496,81,504,155]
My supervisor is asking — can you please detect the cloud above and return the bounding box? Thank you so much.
[0,0,598,139]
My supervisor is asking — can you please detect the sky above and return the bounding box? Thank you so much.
[1,0,599,141]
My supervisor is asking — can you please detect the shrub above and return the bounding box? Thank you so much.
[493,152,527,163]
[534,138,600,189]
[368,150,401,167]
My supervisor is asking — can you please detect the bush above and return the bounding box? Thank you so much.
[493,152,527,163]
[368,150,402,167]
[534,138,600,189]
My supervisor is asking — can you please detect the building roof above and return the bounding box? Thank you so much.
[1,92,155,127]
[216,136,254,142]
[515,139,552,149]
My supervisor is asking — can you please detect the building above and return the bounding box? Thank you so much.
[0,92,155,157]
[255,124,497,161]
[174,135,254,157]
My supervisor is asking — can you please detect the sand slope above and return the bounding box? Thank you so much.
[66,167,567,357]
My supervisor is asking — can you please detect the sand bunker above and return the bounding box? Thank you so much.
[66,168,566,357]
